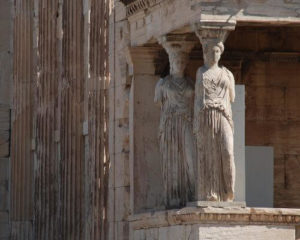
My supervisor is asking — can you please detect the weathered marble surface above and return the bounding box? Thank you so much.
[194,27,236,202]
[155,36,196,208]
[187,201,245,208]
[0,1,12,239]
[130,207,300,240]
[130,207,300,229]
[112,1,300,240]
[126,0,300,46]
[133,224,295,240]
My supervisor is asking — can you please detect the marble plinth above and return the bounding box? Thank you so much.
[129,207,300,240]
[187,201,246,208]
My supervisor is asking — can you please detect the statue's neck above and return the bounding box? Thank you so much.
[171,72,184,79]
[204,62,219,70]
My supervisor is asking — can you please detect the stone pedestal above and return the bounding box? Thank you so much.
[187,201,246,208]
[130,207,300,240]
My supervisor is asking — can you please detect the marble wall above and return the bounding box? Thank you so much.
[0,0,12,239]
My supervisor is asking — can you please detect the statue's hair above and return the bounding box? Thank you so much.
[202,40,224,54]
[169,50,189,62]
[162,42,190,61]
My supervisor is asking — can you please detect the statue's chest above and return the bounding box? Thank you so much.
[164,80,188,100]
[202,72,229,94]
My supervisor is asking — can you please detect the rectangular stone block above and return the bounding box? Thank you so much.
[0,158,9,212]
[0,186,8,211]
[11,221,33,240]
[114,84,130,120]
[145,228,159,240]
[133,229,145,240]
[115,1,127,22]
[296,225,300,240]
[114,117,129,155]
[286,87,300,120]
[115,186,130,221]
[115,152,130,188]
[133,74,164,212]
[0,140,9,158]
[116,221,129,240]
[133,224,295,240]
[0,223,10,238]
[0,211,8,223]
[115,21,130,52]
[0,107,10,130]
[0,158,9,184]
[159,225,186,240]
[197,224,294,240]
[107,187,115,222]
[107,220,115,240]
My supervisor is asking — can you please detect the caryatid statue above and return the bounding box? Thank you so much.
[194,29,236,202]
[154,36,196,208]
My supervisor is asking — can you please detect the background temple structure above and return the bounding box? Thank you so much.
[1,0,300,239]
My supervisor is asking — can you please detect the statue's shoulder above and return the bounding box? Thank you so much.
[221,66,234,80]
[196,66,206,75]
[156,75,169,88]
[155,76,170,102]
[196,66,206,82]
[162,75,173,83]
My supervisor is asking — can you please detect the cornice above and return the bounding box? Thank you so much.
[126,0,164,17]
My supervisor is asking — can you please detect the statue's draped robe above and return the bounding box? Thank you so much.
[194,66,236,201]
[155,75,196,207]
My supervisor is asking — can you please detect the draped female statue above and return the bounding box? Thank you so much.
[155,41,196,208]
[194,40,236,202]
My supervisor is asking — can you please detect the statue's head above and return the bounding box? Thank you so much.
[168,45,189,76]
[202,40,224,67]
[159,36,195,78]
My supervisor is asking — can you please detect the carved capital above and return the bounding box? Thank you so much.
[193,16,236,44]
[158,34,197,58]
[157,34,197,76]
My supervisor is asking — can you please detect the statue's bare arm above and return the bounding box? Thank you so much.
[229,71,235,103]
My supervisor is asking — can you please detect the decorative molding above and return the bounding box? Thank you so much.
[158,34,197,57]
[158,34,198,45]
[126,0,164,17]
[193,15,237,44]
[129,207,300,230]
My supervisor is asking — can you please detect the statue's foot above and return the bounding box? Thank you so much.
[224,191,234,202]
[207,194,218,201]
